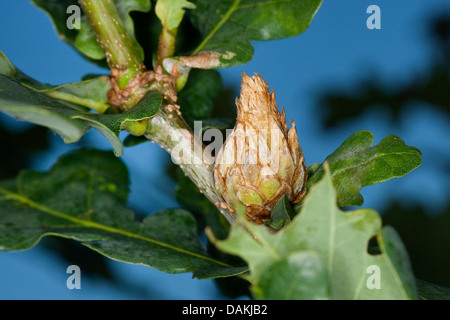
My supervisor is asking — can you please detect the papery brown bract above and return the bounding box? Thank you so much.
[213,73,307,224]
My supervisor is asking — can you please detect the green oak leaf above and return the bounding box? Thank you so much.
[0,74,90,143]
[0,51,110,113]
[210,164,417,299]
[253,251,329,300]
[0,149,243,279]
[0,74,162,156]
[304,130,422,207]
[187,0,323,68]
[156,0,196,32]
[31,0,151,62]
[42,77,111,114]
[267,195,295,230]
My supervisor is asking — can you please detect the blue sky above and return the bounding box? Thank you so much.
[0,0,449,299]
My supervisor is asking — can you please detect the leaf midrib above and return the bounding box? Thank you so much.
[192,0,241,55]
[0,187,231,268]
[191,0,304,55]
[328,150,420,179]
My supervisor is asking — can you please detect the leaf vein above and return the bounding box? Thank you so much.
[0,187,230,267]
[192,0,241,55]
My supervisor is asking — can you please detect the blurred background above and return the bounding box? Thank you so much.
[0,0,449,299]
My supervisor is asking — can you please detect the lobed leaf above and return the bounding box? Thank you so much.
[0,74,90,144]
[187,0,323,68]
[0,72,162,156]
[156,0,196,32]
[0,51,110,113]
[211,164,418,299]
[0,149,243,279]
[305,130,422,207]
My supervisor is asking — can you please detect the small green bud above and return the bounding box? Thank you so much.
[123,119,149,136]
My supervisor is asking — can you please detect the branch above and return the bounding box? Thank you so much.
[78,0,144,89]
[79,0,236,223]
[144,102,236,224]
